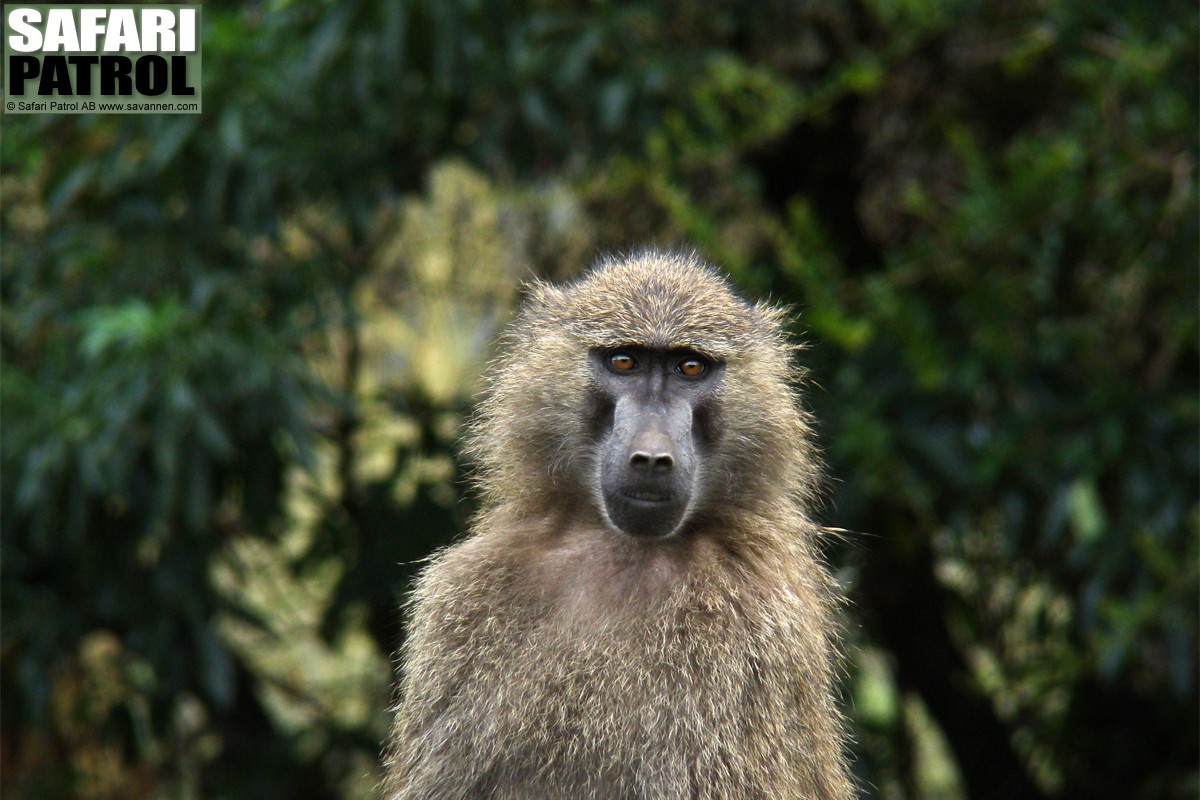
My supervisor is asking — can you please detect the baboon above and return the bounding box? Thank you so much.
[382,250,855,799]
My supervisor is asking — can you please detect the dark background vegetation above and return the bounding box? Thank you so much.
[3,1,1196,798]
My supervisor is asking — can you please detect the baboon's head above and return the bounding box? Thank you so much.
[471,250,817,540]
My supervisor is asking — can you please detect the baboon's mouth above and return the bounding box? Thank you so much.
[620,489,673,503]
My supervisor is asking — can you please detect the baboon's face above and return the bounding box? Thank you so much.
[590,346,722,539]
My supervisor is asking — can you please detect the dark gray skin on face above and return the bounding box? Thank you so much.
[592,346,721,539]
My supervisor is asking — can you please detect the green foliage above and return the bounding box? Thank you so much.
[2,1,1195,798]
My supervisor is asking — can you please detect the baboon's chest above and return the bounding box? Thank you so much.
[414,528,806,797]
[443,572,781,794]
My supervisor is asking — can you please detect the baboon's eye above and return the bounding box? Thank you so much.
[677,357,709,378]
[608,353,638,372]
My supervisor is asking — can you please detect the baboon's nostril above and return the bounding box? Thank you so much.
[630,450,674,472]
[629,430,676,473]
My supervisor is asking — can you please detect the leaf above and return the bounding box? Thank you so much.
[1067,478,1106,547]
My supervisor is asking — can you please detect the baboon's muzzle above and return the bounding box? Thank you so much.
[599,400,695,538]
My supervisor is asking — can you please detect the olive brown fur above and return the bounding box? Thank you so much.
[381,250,855,799]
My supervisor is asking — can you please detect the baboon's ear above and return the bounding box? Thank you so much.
[523,279,568,312]
[751,300,792,334]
